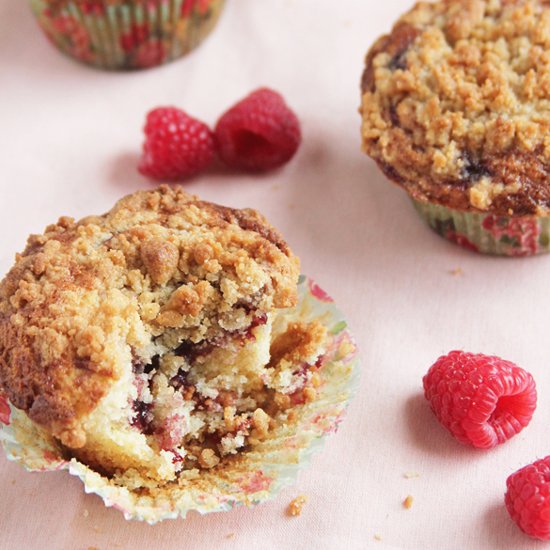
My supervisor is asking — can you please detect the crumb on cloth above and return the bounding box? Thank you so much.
[287,495,308,516]
[403,495,414,509]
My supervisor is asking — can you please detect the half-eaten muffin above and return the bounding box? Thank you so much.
[0,185,328,482]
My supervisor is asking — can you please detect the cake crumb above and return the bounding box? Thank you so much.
[252,408,270,438]
[287,409,298,423]
[303,387,317,403]
[287,495,308,516]
[226,533,236,539]
[403,495,414,509]
[403,471,420,479]
[374,534,382,541]
[198,448,220,469]
[311,372,322,388]
[449,267,463,276]
[83,509,89,518]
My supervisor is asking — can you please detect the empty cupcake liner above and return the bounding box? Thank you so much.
[0,275,359,523]
[412,199,550,257]
[28,0,225,70]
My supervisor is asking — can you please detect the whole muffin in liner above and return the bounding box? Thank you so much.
[28,0,225,70]
[0,276,358,523]
[360,0,550,257]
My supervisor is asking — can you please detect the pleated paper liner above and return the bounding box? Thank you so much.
[28,0,225,70]
[412,199,550,256]
[0,276,359,523]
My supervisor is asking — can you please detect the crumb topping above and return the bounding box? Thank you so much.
[0,185,299,448]
[361,0,550,216]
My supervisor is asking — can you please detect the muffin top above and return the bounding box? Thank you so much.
[0,185,299,447]
[361,0,550,216]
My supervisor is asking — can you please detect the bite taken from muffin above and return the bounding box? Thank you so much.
[0,185,329,485]
[360,0,550,256]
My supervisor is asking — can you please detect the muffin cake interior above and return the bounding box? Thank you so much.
[0,186,327,482]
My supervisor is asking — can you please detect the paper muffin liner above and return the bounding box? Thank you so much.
[0,276,359,523]
[28,0,225,70]
[412,199,550,257]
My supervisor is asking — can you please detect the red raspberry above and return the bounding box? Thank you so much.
[422,351,536,449]
[214,88,301,171]
[139,107,215,181]
[505,456,550,540]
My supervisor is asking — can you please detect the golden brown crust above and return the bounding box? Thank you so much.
[0,185,299,446]
[360,0,550,216]
[268,321,327,369]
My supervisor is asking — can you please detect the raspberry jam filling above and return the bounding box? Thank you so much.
[131,401,155,435]
[129,314,269,441]
[124,315,327,471]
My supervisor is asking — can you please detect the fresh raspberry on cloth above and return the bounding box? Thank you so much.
[505,456,550,540]
[139,107,215,181]
[214,88,301,171]
[422,351,536,449]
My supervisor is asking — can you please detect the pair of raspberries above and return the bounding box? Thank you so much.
[139,88,301,180]
[424,351,548,540]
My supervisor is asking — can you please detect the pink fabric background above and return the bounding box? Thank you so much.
[0,1,547,548]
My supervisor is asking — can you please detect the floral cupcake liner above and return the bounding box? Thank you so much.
[0,276,359,523]
[412,199,550,257]
[28,0,225,70]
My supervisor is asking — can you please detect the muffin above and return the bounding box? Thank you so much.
[0,186,342,487]
[360,0,550,256]
[29,0,225,70]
